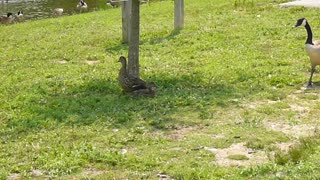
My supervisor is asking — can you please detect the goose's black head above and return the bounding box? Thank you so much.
[7,13,13,17]
[17,11,23,16]
[294,18,307,28]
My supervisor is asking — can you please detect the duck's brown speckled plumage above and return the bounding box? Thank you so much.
[117,56,157,97]
[118,56,147,92]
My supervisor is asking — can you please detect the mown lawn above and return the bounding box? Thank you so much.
[1,0,320,179]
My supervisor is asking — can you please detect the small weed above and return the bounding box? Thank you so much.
[234,0,254,8]
[228,154,249,161]
[246,138,265,149]
[274,134,320,165]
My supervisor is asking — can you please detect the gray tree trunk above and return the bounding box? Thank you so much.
[174,0,184,30]
[128,0,140,78]
[121,0,132,43]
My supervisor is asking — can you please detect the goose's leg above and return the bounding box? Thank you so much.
[308,65,316,87]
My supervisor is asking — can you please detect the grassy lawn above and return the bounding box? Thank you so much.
[1,0,320,179]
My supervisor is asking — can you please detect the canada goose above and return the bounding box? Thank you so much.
[77,0,88,9]
[294,18,320,87]
[118,56,148,92]
[53,8,63,16]
[15,11,24,22]
[0,13,13,24]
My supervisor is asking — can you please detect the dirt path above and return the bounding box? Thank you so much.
[280,0,320,8]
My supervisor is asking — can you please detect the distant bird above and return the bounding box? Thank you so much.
[294,18,320,87]
[14,10,24,22]
[77,0,88,10]
[53,8,63,16]
[0,13,13,24]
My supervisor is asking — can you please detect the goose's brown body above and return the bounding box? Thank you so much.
[0,13,13,24]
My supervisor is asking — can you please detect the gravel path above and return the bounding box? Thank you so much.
[280,0,320,8]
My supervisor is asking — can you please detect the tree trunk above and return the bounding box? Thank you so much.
[128,0,140,78]
[121,0,132,43]
[174,0,184,30]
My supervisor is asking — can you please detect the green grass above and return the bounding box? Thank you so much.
[1,0,320,179]
[228,154,249,161]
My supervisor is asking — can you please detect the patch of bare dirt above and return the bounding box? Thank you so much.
[85,60,100,65]
[289,104,310,113]
[205,143,268,167]
[274,141,297,153]
[164,127,203,141]
[246,100,279,109]
[264,121,315,138]
[30,169,43,177]
[57,60,68,64]
[157,173,173,179]
[82,168,104,177]
[211,134,225,140]
[8,173,22,180]
[280,0,320,8]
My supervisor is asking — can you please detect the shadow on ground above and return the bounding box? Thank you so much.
[5,71,241,135]
[105,29,181,54]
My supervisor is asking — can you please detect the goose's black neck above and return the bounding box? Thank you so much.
[305,22,314,45]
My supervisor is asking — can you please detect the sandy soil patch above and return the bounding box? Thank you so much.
[274,141,297,153]
[57,60,68,64]
[85,60,100,65]
[8,173,22,180]
[205,143,268,167]
[280,0,320,8]
[246,100,279,109]
[165,127,203,141]
[264,121,315,138]
[211,133,225,140]
[82,168,104,177]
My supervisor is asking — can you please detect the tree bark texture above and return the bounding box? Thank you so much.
[121,0,132,43]
[174,0,184,30]
[128,0,140,78]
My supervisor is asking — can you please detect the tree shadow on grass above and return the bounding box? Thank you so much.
[105,43,128,54]
[105,29,181,54]
[146,29,181,45]
[5,71,242,135]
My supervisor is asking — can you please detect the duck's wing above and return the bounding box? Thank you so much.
[128,77,147,90]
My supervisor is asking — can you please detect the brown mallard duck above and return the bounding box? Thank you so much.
[130,82,157,97]
[118,56,147,92]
